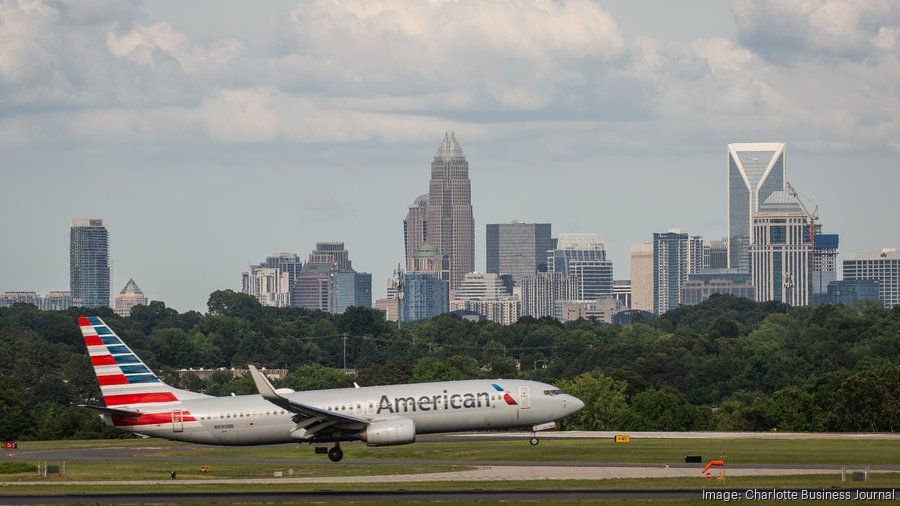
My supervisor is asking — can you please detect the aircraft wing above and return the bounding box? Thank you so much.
[247,365,368,430]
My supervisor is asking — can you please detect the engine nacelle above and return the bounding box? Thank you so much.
[359,418,416,446]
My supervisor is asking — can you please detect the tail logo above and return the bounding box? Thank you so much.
[491,383,518,406]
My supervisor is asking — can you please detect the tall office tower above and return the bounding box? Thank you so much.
[243,265,292,307]
[519,271,579,319]
[293,263,334,312]
[486,222,552,285]
[114,279,148,317]
[332,271,372,314]
[70,218,110,308]
[630,243,653,312]
[612,280,631,308]
[450,272,518,325]
[843,248,900,308]
[548,234,613,301]
[306,242,352,271]
[750,191,812,306]
[0,291,41,308]
[653,229,703,315]
[707,239,728,269]
[812,230,839,306]
[727,143,786,273]
[42,291,72,311]
[426,132,474,291]
[264,253,302,289]
[399,272,449,322]
[404,194,429,271]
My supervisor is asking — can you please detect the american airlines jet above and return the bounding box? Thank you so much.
[79,316,584,461]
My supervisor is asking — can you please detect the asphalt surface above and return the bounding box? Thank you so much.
[1,432,897,503]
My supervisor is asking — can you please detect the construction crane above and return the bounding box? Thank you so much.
[785,182,819,248]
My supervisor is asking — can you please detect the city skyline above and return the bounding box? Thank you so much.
[2,1,899,312]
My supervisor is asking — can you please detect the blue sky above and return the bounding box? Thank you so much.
[1,0,898,311]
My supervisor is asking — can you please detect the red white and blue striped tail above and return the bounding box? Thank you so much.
[79,316,193,411]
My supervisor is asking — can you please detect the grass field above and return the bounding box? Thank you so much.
[2,436,898,501]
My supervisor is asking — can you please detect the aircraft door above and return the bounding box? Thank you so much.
[518,386,531,409]
[172,409,184,433]
[366,400,377,416]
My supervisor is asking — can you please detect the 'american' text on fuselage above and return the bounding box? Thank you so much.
[377,390,492,414]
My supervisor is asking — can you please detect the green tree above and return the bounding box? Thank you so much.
[281,364,355,391]
[554,372,630,430]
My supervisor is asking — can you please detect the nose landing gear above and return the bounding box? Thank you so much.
[529,436,539,446]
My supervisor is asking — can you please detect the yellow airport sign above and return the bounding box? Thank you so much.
[615,435,631,443]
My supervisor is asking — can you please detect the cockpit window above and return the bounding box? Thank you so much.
[543,389,562,396]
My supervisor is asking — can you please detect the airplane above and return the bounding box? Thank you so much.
[78,316,584,462]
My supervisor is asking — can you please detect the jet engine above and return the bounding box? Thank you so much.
[359,418,416,446]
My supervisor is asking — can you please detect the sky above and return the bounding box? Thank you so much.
[1,0,899,312]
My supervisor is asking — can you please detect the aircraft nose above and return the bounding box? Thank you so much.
[565,395,584,414]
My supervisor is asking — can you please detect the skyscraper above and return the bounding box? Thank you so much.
[305,242,352,271]
[114,279,148,317]
[450,272,518,325]
[243,265,292,307]
[519,271,579,319]
[399,272,449,322]
[243,252,300,307]
[427,132,474,291]
[653,229,703,314]
[812,231,839,306]
[70,218,110,308]
[630,243,653,312]
[292,242,369,313]
[548,234,613,301]
[264,253,302,289]
[404,194,429,272]
[332,272,372,314]
[485,222,552,286]
[727,143,786,273]
[750,191,812,306]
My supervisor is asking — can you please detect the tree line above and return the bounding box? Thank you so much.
[0,291,897,440]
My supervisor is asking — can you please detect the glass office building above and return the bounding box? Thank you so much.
[727,143,786,273]
[399,272,449,322]
[486,222,551,286]
[70,218,110,308]
[332,271,372,314]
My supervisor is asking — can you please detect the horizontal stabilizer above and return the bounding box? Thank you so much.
[77,404,143,418]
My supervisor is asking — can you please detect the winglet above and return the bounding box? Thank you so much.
[248,365,281,403]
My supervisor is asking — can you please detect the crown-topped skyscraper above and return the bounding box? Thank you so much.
[427,132,474,291]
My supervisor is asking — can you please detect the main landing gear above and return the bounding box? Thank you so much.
[314,443,344,462]
[327,445,343,462]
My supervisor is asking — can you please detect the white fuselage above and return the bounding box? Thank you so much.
[105,379,581,445]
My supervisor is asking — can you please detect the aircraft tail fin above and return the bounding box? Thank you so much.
[78,316,208,410]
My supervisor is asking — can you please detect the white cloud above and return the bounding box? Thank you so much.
[106,22,244,72]
[732,0,900,62]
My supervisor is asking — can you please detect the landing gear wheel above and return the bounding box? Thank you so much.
[530,436,539,446]
[327,446,344,462]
